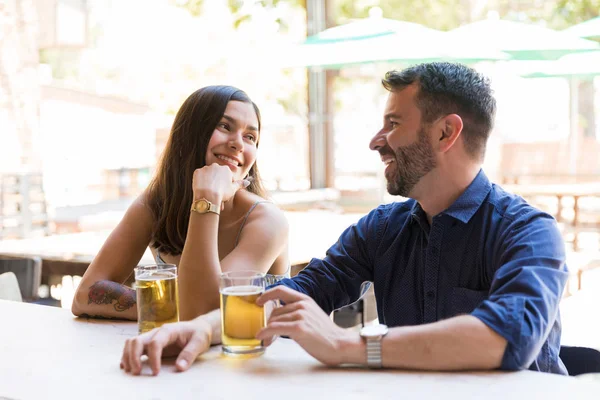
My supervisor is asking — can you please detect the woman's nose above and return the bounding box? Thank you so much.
[228,134,243,151]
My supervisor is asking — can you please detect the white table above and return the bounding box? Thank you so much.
[1,300,599,400]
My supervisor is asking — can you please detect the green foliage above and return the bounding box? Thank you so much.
[334,0,468,30]
[175,0,599,32]
[176,0,304,31]
[551,0,600,27]
[174,0,204,17]
[333,0,599,31]
[228,0,245,14]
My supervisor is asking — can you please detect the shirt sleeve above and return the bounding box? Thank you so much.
[471,210,569,370]
[273,206,385,315]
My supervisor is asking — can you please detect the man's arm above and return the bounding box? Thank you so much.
[340,315,506,370]
[257,286,506,370]
[275,206,386,314]
[469,211,568,370]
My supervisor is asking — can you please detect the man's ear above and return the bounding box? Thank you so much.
[437,114,463,153]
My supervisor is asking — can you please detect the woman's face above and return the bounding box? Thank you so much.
[205,100,259,180]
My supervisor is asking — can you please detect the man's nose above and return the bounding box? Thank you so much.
[369,130,386,151]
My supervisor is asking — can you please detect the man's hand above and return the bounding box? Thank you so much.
[120,318,212,376]
[256,286,363,366]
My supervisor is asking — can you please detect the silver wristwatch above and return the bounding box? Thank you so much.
[359,324,388,368]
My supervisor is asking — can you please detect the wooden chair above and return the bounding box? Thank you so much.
[0,272,23,302]
[0,255,42,302]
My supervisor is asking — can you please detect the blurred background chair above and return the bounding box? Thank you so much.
[560,345,600,376]
[0,255,42,302]
[0,271,23,301]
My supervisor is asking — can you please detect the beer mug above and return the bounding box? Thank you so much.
[220,270,266,356]
[134,264,179,334]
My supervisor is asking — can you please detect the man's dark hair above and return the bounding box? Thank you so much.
[382,62,496,161]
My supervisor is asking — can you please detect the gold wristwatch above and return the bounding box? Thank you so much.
[190,198,220,215]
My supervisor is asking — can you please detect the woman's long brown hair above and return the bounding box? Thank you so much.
[146,86,267,255]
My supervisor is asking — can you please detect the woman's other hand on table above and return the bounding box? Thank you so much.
[120,318,212,376]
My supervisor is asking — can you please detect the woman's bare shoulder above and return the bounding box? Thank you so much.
[236,190,287,229]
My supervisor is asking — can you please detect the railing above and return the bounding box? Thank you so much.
[0,173,50,239]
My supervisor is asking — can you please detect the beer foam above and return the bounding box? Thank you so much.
[220,285,263,296]
[136,271,177,281]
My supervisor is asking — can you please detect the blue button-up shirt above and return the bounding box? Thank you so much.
[279,170,568,374]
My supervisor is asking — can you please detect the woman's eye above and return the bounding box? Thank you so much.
[218,123,229,130]
[390,122,398,128]
[245,134,257,142]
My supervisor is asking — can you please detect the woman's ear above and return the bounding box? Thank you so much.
[437,114,463,153]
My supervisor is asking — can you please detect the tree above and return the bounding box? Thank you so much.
[334,0,467,30]
[175,0,305,29]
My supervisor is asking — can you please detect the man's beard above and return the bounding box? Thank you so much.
[384,126,437,197]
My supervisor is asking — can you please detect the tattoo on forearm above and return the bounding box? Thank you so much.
[88,280,136,312]
[79,313,121,320]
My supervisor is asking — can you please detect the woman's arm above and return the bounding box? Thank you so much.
[178,199,288,320]
[121,308,222,376]
[71,194,153,320]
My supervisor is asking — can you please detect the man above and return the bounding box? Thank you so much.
[120,62,568,376]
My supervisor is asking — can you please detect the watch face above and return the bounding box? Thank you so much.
[360,324,388,338]
[196,200,209,212]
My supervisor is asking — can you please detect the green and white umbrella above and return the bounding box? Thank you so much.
[284,16,508,69]
[518,51,600,174]
[563,17,600,41]
[448,18,600,60]
[304,17,425,44]
[520,51,600,79]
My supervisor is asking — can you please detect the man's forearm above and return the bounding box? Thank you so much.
[383,315,506,370]
[343,315,507,370]
[72,280,137,320]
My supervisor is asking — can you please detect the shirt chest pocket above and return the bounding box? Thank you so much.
[450,287,489,316]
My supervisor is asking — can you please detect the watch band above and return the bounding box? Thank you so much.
[360,323,387,368]
[366,337,383,368]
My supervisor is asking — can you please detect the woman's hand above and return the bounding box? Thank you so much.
[120,318,212,376]
[192,164,245,205]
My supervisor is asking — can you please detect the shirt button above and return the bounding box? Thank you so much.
[427,291,435,299]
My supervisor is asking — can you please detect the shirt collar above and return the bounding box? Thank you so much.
[441,169,492,224]
[409,201,430,237]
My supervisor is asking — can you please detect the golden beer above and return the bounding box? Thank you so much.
[136,270,179,333]
[220,285,265,355]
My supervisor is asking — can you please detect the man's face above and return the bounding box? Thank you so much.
[369,85,437,197]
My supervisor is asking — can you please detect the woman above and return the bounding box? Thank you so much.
[72,86,289,321]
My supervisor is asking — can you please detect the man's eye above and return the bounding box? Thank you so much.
[390,122,398,128]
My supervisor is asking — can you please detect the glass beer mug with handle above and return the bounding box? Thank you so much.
[134,264,179,334]
[220,270,267,356]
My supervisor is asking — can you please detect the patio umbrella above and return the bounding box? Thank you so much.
[283,16,509,69]
[563,17,600,41]
[520,51,600,79]
[303,17,426,44]
[519,51,600,174]
[448,18,600,60]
